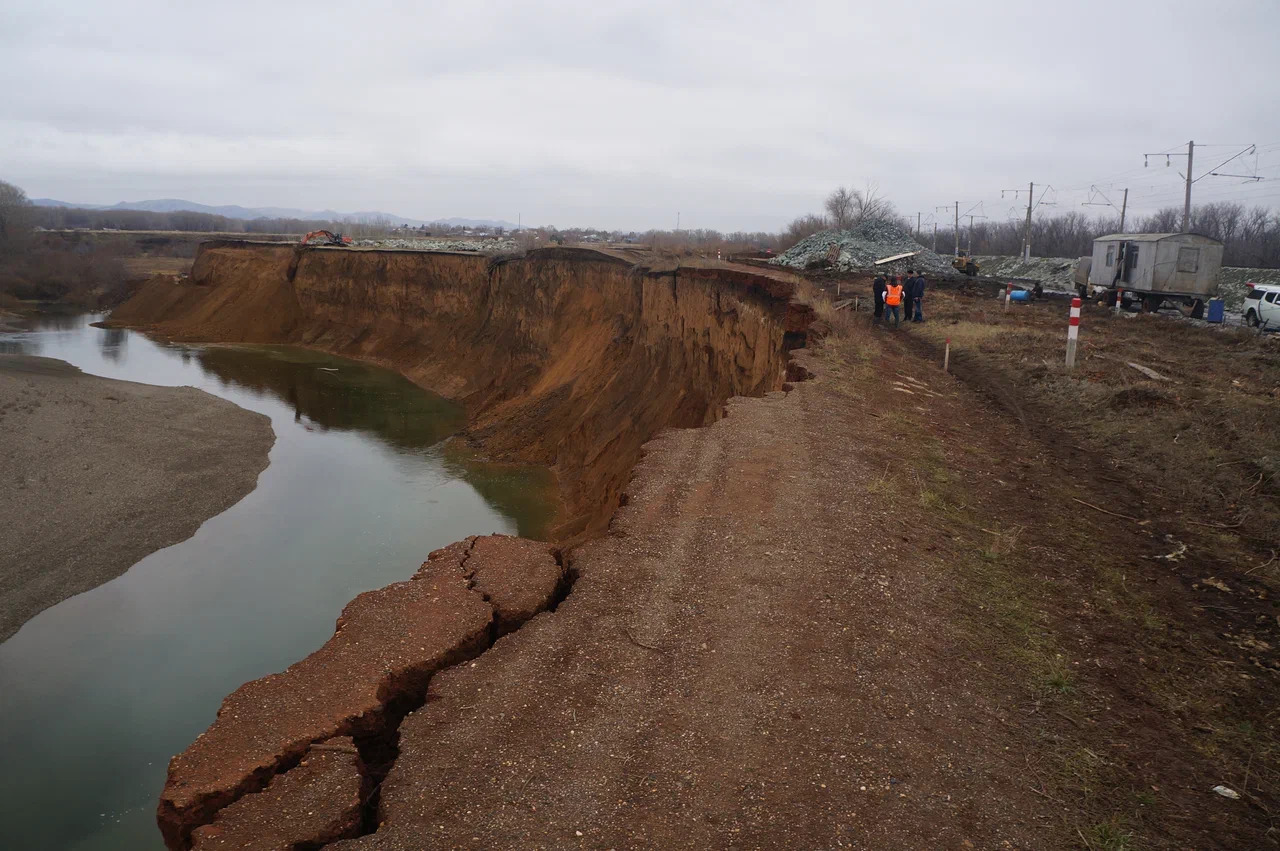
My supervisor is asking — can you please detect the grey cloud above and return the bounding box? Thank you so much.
[3,0,1279,231]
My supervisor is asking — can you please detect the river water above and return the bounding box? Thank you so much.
[0,314,555,850]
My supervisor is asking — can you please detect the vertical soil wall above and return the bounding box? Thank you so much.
[110,243,810,540]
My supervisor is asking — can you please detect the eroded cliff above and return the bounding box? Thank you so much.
[112,243,811,540]
[111,242,812,849]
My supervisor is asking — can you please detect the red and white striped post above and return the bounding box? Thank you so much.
[1004,283,1012,310]
[1066,297,1081,368]
[1114,286,1123,315]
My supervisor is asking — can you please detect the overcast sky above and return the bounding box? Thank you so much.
[3,0,1280,232]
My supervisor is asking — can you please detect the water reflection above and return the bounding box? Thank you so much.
[0,313,557,850]
[195,346,466,451]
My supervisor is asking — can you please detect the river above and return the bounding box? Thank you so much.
[0,313,555,850]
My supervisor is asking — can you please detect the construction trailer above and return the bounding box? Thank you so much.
[1082,232,1223,316]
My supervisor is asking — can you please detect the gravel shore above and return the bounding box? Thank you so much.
[0,354,274,643]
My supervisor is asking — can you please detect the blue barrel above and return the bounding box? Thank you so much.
[1009,289,1032,302]
[1207,298,1225,323]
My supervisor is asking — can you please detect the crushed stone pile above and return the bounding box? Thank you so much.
[974,256,1079,291]
[772,222,954,277]
[353,237,517,253]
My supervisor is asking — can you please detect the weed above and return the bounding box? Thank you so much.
[1081,818,1134,850]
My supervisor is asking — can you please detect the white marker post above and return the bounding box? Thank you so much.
[1004,284,1012,310]
[944,338,951,373]
[1066,297,1081,368]
[1114,287,1123,315]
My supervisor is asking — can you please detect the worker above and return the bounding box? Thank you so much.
[872,274,887,324]
[911,271,927,322]
[884,276,904,328]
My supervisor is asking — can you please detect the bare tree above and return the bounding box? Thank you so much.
[851,180,896,224]
[0,179,32,250]
[824,187,855,230]
[781,214,829,249]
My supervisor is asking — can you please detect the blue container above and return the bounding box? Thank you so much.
[1009,289,1032,302]
[1207,298,1225,323]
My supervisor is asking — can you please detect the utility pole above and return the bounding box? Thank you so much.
[1022,181,1034,260]
[676,211,680,232]
[954,202,960,257]
[962,214,987,255]
[915,211,921,240]
[932,221,937,252]
[1143,140,1259,234]
[1082,185,1128,231]
[1001,182,1039,260]
[1182,140,1194,233]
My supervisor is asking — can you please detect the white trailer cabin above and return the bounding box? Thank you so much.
[1085,233,1223,314]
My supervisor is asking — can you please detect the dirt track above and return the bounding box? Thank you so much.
[320,290,1274,849]
[0,354,274,642]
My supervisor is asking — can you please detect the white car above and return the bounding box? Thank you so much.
[1244,283,1280,330]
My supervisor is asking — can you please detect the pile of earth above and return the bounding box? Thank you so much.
[772,221,953,277]
[974,255,1079,291]
[352,237,517,253]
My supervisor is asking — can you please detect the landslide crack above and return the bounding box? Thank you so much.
[341,546,574,845]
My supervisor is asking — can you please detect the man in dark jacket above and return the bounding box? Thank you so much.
[911,272,927,322]
[872,274,887,323]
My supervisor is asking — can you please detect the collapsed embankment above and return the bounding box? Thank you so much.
[111,242,811,541]
[110,241,812,849]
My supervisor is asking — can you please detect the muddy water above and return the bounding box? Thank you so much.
[0,314,556,850]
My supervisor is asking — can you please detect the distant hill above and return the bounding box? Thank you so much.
[30,198,517,230]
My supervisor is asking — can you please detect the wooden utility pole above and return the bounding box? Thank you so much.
[1182,140,1194,233]
[932,221,938,252]
[916,211,921,240]
[1022,181,1034,261]
[1119,188,1128,232]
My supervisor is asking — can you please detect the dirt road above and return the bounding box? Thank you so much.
[0,354,274,642]
[327,293,1274,848]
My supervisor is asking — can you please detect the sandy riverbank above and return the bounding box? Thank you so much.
[0,354,274,643]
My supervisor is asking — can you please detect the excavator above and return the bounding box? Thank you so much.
[300,230,353,247]
[952,250,980,276]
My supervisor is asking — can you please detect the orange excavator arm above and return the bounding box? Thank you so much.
[301,230,353,246]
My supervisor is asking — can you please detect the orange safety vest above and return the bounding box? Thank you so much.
[885,284,903,307]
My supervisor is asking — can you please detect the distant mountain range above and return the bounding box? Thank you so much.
[30,197,517,230]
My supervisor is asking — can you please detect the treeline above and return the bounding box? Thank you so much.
[930,202,1280,268]
[29,206,430,238]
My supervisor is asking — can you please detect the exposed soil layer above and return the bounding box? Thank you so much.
[0,353,273,642]
[110,242,809,541]
[127,247,1278,847]
[325,298,1274,849]
[158,535,563,850]
[189,737,364,851]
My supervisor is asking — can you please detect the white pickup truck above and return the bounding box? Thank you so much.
[1244,283,1280,330]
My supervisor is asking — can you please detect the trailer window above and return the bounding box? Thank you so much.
[1177,247,1200,273]
[1105,246,1115,266]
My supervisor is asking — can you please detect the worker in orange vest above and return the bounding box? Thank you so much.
[884,276,904,328]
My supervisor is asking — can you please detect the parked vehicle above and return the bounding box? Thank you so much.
[1244,282,1280,330]
[1081,233,1223,318]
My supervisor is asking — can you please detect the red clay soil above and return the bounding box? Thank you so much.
[109,243,809,543]
[159,535,563,850]
[325,321,1272,849]
[131,249,1275,848]
[189,737,364,851]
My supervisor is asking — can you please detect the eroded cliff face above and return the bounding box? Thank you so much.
[111,243,812,849]
[112,243,810,540]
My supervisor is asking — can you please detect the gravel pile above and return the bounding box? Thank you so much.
[772,221,954,276]
[353,237,517,253]
[974,256,1080,291]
